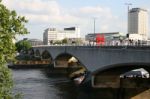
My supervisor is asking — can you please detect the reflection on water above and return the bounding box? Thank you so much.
[12,68,93,99]
[11,68,150,99]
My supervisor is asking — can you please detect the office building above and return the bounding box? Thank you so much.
[28,39,43,46]
[128,8,148,40]
[85,32,125,41]
[85,32,126,45]
[43,27,80,45]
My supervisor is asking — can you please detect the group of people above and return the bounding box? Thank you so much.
[87,39,148,46]
[107,39,143,46]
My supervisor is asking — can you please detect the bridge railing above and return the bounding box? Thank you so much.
[33,40,150,47]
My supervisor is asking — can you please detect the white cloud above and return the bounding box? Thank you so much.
[2,0,125,38]
[80,6,103,14]
[73,6,121,34]
[3,0,61,21]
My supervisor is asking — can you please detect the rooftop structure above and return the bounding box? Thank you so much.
[43,27,80,45]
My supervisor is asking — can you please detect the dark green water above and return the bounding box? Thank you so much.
[11,68,150,99]
[11,68,93,99]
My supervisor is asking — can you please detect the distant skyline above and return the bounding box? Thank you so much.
[2,0,150,40]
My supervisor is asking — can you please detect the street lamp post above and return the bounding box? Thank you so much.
[93,17,96,45]
[94,18,96,34]
[125,3,132,12]
[125,3,132,37]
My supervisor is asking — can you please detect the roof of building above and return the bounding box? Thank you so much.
[28,39,43,42]
[86,32,122,36]
[129,8,147,13]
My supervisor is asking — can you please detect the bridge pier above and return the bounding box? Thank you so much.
[92,75,120,88]
[54,59,68,68]
[91,73,150,99]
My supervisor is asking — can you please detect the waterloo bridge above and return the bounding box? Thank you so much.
[30,45,150,98]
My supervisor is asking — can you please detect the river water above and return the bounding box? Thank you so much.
[11,68,150,99]
[11,68,93,99]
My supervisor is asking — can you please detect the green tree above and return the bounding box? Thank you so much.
[16,39,32,53]
[54,40,62,45]
[62,38,68,44]
[0,0,28,98]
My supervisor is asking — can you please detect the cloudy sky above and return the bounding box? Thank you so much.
[2,0,150,40]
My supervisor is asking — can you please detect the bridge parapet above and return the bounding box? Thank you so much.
[32,46,150,73]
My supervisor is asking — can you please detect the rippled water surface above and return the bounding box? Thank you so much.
[12,68,82,99]
[13,68,127,99]
[12,68,149,99]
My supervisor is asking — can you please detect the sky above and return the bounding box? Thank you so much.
[2,0,150,41]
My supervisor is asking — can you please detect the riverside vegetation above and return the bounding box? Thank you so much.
[0,0,28,98]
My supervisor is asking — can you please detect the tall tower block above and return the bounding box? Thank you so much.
[128,8,148,40]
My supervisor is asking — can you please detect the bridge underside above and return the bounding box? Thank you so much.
[88,65,150,99]
[92,64,150,88]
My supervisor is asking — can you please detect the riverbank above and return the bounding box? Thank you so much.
[8,60,51,68]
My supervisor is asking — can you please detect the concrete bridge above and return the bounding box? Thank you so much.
[31,46,150,89]
[32,46,150,71]
[32,46,150,99]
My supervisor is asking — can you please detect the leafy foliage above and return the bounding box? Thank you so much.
[15,39,32,53]
[53,40,62,44]
[0,0,28,98]
[62,38,68,44]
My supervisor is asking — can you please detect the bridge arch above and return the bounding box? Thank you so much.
[29,48,34,56]
[54,52,86,69]
[93,62,150,75]
[35,50,41,57]
[92,62,150,88]
[41,50,52,60]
